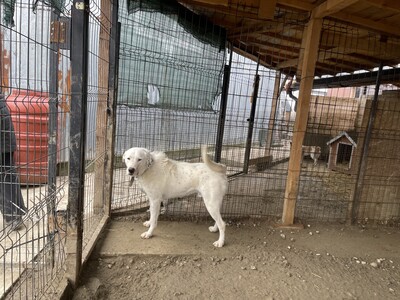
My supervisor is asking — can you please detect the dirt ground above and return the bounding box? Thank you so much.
[73,216,400,300]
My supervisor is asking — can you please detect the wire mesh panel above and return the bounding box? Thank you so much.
[1,0,117,297]
[80,0,112,252]
[295,94,360,222]
[353,89,400,223]
[112,2,400,226]
[112,4,226,212]
[293,20,400,223]
[216,52,291,218]
[111,5,301,219]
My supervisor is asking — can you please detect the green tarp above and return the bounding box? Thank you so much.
[1,0,65,26]
[119,0,227,110]
[127,0,226,51]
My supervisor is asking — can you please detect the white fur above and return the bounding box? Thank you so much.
[122,145,228,247]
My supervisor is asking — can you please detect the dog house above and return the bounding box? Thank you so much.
[327,132,357,172]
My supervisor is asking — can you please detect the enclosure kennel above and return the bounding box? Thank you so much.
[1,0,400,298]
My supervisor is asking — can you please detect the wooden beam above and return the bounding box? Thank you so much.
[277,0,400,37]
[229,22,281,39]
[276,0,315,11]
[331,11,400,37]
[313,0,360,18]
[236,33,302,51]
[94,0,112,213]
[277,29,400,70]
[294,24,309,80]
[194,0,228,5]
[104,0,119,216]
[277,57,298,69]
[258,0,277,19]
[233,45,276,69]
[180,0,260,20]
[365,0,400,12]
[282,17,323,226]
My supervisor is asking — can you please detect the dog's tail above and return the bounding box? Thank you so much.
[201,145,227,174]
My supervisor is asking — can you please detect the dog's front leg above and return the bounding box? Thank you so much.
[141,199,161,239]
[310,153,317,165]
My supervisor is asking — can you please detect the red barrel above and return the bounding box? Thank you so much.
[6,90,49,184]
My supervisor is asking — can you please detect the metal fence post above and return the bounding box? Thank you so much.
[66,0,89,288]
[215,46,232,163]
[243,66,260,174]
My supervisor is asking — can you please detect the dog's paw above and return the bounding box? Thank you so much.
[141,231,152,239]
[143,221,150,227]
[208,225,218,233]
[213,240,224,248]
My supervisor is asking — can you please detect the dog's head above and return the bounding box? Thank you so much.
[122,147,153,178]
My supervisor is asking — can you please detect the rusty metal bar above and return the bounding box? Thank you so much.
[67,0,90,288]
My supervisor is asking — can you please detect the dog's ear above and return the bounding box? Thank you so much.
[146,150,153,168]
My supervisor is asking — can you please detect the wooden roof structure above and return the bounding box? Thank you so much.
[178,0,400,86]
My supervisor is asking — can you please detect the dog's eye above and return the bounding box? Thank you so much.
[138,159,142,162]
[127,158,130,160]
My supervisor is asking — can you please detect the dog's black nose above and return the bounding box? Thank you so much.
[128,167,135,175]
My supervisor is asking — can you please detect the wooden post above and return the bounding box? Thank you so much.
[47,11,60,268]
[264,71,281,157]
[104,0,120,216]
[281,17,323,226]
[94,0,112,213]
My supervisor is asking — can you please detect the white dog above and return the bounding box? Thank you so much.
[302,145,321,165]
[290,141,321,166]
[123,145,228,247]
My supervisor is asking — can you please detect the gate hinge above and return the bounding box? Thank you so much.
[50,20,66,43]
[50,17,71,50]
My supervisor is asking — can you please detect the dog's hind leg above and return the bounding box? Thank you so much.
[203,199,226,247]
[141,199,161,239]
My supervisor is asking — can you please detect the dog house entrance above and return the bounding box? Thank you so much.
[337,143,352,165]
